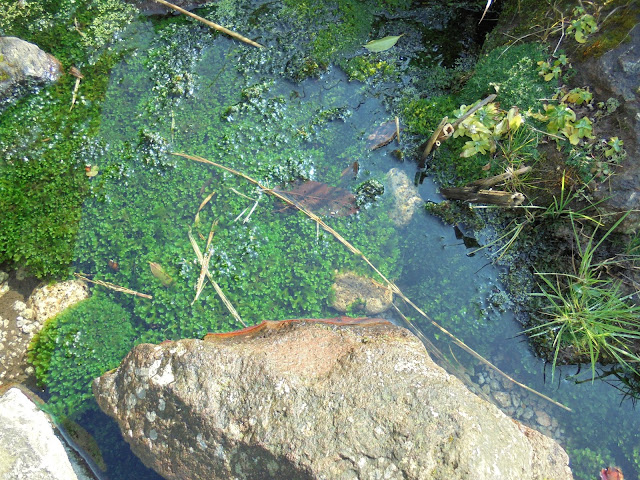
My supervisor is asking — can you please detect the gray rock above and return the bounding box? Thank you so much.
[94,320,573,480]
[0,387,78,480]
[576,22,640,231]
[0,37,62,110]
[0,278,88,385]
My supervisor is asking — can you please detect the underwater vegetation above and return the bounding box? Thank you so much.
[28,294,136,417]
[3,0,640,477]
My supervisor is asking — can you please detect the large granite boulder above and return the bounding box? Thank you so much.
[0,387,78,480]
[93,318,572,480]
[0,37,62,110]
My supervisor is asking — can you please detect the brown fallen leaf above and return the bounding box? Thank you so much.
[366,120,400,150]
[274,180,358,217]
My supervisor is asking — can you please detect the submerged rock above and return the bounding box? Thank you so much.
[329,271,393,314]
[93,319,572,480]
[0,387,79,480]
[387,168,424,227]
[0,37,62,110]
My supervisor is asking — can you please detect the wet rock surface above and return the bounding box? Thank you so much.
[468,362,567,445]
[0,37,62,111]
[0,272,88,386]
[94,320,572,480]
[0,387,79,480]
[576,22,640,231]
[329,271,393,314]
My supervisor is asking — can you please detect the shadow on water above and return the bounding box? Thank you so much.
[52,4,640,479]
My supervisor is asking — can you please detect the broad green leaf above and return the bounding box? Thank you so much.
[363,34,404,53]
[493,118,509,136]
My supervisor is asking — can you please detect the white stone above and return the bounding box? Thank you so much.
[0,388,78,480]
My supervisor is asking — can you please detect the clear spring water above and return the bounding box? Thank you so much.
[55,7,640,480]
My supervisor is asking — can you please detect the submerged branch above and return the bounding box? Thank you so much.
[153,0,264,48]
[173,152,572,411]
[73,273,153,299]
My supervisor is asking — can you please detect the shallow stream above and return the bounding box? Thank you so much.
[17,2,640,478]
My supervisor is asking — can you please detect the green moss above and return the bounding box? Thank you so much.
[401,94,457,136]
[578,1,638,58]
[28,295,137,417]
[460,43,555,111]
[342,56,395,82]
[0,0,136,278]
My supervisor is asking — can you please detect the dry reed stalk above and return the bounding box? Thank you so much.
[195,190,216,226]
[153,0,263,48]
[173,152,571,411]
[73,273,153,299]
[188,228,247,327]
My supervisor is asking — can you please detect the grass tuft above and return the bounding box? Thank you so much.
[526,212,640,380]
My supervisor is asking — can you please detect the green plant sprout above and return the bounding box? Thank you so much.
[537,54,569,81]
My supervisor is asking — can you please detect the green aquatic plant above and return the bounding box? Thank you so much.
[526,213,640,381]
[28,295,137,417]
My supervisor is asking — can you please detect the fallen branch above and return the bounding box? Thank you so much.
[153,0,264,49]
[440,166,531,207]
[440,188,525,207]
[173,152,571,411]
[467,165,531,189]
[73,273,153,299]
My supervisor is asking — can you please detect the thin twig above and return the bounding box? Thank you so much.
[153,0,263,48]
[173,152,572,411]
[188,228,247,327]
[73,273,153,299]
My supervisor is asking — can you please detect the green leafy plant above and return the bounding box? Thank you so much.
[537,54,569,81]
[605,137,624,158]
[567,7,598,44]
[526,213,640,381]
[562,87,593,106]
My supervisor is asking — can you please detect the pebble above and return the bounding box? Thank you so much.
[535,410,552,427]
[493,391,512,408]
[522,408,534,421]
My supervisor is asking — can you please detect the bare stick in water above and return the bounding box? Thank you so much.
[153,0,264,48]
